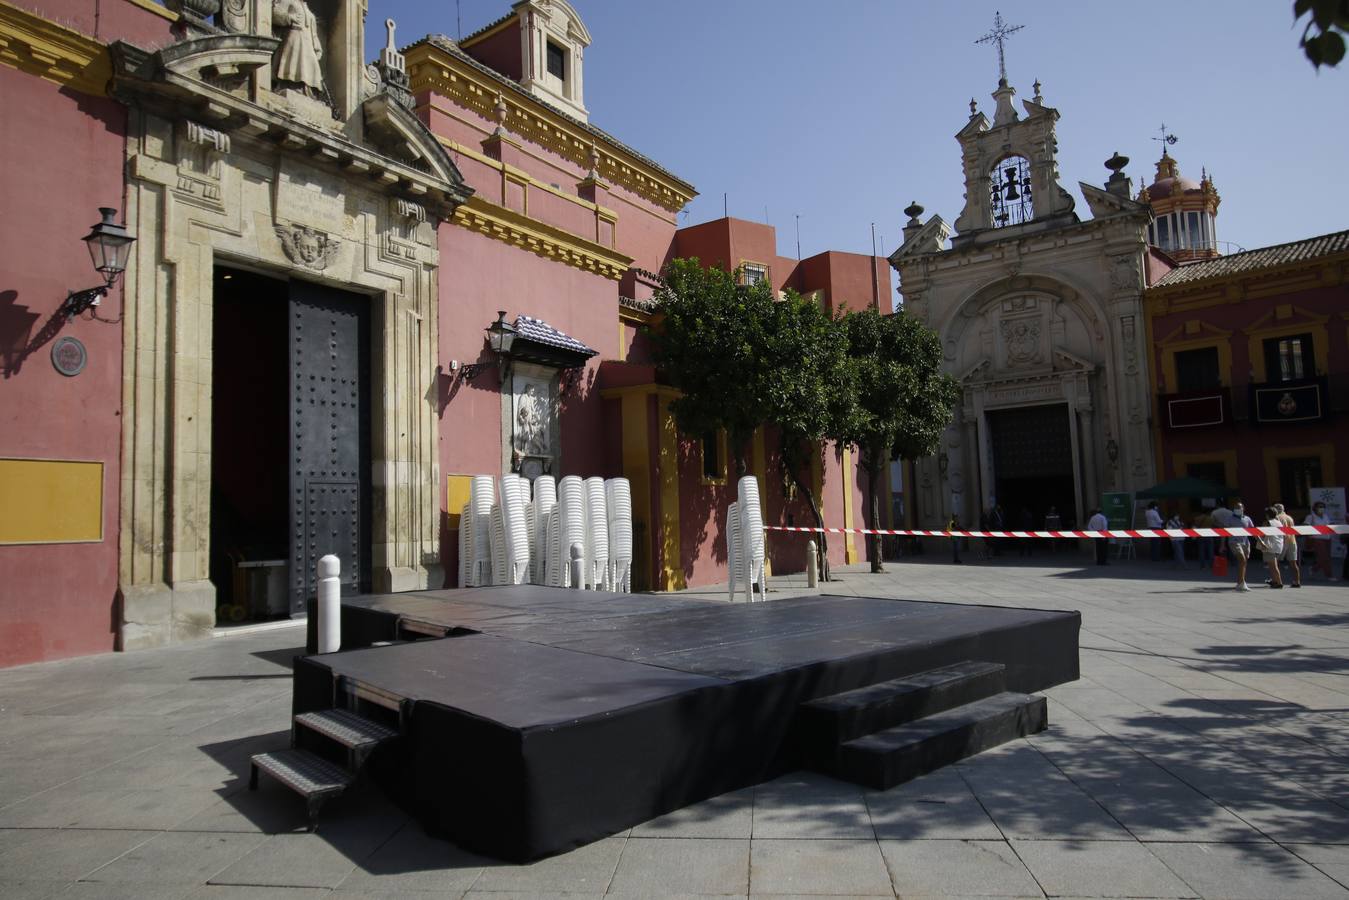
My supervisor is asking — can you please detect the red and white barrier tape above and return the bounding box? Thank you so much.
[763,524,1349,540]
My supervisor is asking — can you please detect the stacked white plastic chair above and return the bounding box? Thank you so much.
[736,475,767,602]
[531,475,557,585]
[584,477,609,589]
[488,499,507,585]
[466,475,496,587]
[555,476,588,588]
[457,500,473,588]
[725,500,743,602]
[606,478,633,592]
[498,474,531,585]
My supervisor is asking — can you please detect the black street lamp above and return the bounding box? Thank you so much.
[63,208,136,319]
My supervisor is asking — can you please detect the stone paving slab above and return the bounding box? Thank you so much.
[0,557,1346,898]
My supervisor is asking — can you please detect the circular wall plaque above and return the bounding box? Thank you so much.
[51,336,87,377]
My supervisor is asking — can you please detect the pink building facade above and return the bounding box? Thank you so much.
[0,0,886,667]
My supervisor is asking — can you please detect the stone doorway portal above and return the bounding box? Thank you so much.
[209,266,371,625]
[987,404,1078,529]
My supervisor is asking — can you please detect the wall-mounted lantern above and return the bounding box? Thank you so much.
[458,310,518,382]
[1106,438,1119,464]
[62,208,136,320]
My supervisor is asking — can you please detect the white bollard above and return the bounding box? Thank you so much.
[317,554,341,654]
[569,542,584,591]
[806,540,818,589]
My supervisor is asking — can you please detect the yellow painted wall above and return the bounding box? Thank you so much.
[841,447,858,563]
[446,474,474,528]
[0,458,103,544]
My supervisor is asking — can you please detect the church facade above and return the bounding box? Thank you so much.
[0,0,884,667]
[891,77,1157,532]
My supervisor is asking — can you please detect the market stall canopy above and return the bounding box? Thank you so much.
[1136,475,1238,500]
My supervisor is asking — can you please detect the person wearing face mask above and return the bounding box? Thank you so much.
[1227,501,1254,592]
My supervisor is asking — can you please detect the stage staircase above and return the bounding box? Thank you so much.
[799,660,1046,790]
[250,706,400,831]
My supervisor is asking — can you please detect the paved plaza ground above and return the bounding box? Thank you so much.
[1,551,1347,898]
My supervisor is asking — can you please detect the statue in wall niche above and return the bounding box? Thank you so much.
[272,0,326,98]
[514,383,550,458]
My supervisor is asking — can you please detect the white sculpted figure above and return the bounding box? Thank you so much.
[514,383,550,458]
[272,0,326,97]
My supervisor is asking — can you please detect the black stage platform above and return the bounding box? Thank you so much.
[294,587,1079,861]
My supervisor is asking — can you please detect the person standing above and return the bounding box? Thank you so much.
[1145,502,1164,561]
[1259,506,1285,589]
[1306,501,1336,581]
[1274,503,1301,588]
[948,513,963,564]
[1166,511,1187,568]
[1228,501,1254,592]
[1194,507,1215,569]
[1087,507,1109,566]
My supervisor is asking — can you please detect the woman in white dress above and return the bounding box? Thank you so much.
[1259,506,1284,589]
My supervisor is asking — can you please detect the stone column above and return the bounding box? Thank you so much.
[1077,402,1098,520]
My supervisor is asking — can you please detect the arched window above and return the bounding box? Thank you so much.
[990,156,1032,227]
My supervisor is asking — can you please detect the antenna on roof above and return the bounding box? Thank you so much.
[457,0,462,40]
[723,193,728,219]
[795,215,801,259]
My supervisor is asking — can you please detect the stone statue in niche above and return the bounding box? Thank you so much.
[272,0,326,98]
[513,382,551,458]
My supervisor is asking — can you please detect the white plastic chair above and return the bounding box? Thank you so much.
[737,475,766,602]
[556,476,587,588]
[606,478,633,592]
[468,475,496,587]
[726,500,742,602]
[532,476,557,585]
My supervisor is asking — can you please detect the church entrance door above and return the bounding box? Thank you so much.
[286,278,372,613]
[210,270,372,623]
[987,403,1078,530]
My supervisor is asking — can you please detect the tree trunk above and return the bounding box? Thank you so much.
[779,437,830,582]
[866,446,884,573]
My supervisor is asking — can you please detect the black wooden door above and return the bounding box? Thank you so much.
[288,279,371,613]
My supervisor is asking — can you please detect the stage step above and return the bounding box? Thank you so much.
[249,748,353,831]
[799,660,1006,758]
[832,691,1048,791]
[295,708,399,751]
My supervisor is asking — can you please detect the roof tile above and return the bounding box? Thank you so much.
[1152,229,1349,288]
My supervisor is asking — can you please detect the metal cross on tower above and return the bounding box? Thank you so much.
[975,11,1024,83]
[1152,122,1179,151]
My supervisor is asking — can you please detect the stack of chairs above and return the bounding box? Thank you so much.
[531,475,556,585]
[554,476,587,587]
[732,475,766,602]
[584,477,609,589]
[606,478,633,592]
[726,500,742,602]
[499,474,531,585]
[463,475,496,587]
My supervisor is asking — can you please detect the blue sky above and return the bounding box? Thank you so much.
[372,1,1346,260]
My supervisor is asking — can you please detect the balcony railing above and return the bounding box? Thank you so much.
[1250,376,1328,425]
[1159,388,1230,429]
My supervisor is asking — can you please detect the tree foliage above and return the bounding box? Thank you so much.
[1295,0,1349,68]
[649,258,777,474]
[833,308,961,571]
[650,259,959,576]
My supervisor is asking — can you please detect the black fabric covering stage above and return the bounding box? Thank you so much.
[294,588,1079,861]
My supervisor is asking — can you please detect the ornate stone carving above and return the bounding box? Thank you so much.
[1000,318,1041,367]
[274,224,341,269]
[1109,254,1138,293]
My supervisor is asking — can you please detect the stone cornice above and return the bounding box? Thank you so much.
[452,193,633,281]
[406,40,696,214]
[111,38,471,220]
[0,2,110,96]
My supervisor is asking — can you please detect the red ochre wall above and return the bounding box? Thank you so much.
[0,66,130,667]
[1149,278,1349,517]
[459,19,523,81]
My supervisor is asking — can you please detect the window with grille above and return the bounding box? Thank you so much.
[1263,333,1313,382]
[740,263,768,287]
